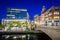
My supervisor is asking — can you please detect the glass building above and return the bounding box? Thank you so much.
[2,8,29,25]
[2,8,30,31]
[6,8,28,19]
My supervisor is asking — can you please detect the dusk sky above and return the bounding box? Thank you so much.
[0,0,60,22]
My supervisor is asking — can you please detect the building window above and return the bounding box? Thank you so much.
[45,15,48,17]
[49,17,52,19]
[48,13,52,16]
[46,18,48,20]
[12,16,15,19]
[47,20,52,26]
[54,16,59,19]
[54,20,60,26]
[54,12,59,15]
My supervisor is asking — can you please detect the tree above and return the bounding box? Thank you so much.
[17,21,21,27]
[0,23,5,29]
[25,21,28,27]
[31,21,35,30]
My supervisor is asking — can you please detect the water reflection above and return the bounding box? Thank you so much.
[2,34,38,40]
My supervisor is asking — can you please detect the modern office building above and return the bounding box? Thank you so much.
[2,8,30,31]
[6,8,29,19]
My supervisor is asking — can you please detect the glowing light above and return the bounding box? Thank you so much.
[13,36,17,39]
[22,35,26,38]
[54,16,59,19]
[5,27,9,31]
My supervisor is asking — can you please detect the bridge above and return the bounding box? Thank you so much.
[36,26,60,40]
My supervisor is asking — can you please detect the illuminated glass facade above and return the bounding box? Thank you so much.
[1,8,30,31]
[6,8,28,19]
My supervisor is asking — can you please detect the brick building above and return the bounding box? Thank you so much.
[40,6,46,26]
[41,6,60,26]
[34,15,40,27]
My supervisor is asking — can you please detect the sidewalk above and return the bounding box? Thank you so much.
[39,26,60,30]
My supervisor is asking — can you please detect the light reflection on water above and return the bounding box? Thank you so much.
[2,34,38,40]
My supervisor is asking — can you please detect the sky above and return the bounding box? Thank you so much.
[0,0,60,22]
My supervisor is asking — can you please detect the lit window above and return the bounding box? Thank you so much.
[7,14,15,16]
[45,15,48,17]
[54,20,60,26]
[12,16,15,19]
[54,12,59,15]
[49,17,52,19]
[46,18,48,20]
[54,16,59,19]
[48,13,52,16]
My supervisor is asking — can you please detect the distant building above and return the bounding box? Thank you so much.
[34,15,40,27]
[40,6,46,26]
